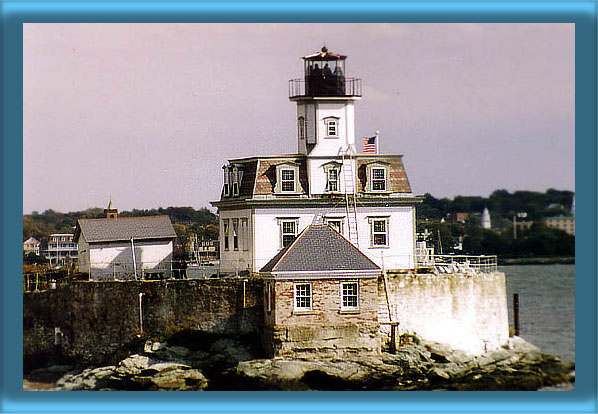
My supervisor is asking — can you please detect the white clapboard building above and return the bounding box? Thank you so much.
[212,47,421,275]
[74,202,177,280]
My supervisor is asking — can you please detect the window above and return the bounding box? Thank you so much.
[231,167,243,196]
[223,219,230,251]
[275,163,300,194]
[325,218,343,234]
[232,219,239,250]
[327,120,337,136]
[294,283,312,311]
[341,282,359,310]
[371,168,386,191]
[327,168,339,192]
[281,220,297,248]
[371,218,388,247]
[223,167,231,197]
[324,118,339,137]
[266,282,273,313]
[241,218,249,251]
[281,169,295,192]
[298,117,305,140]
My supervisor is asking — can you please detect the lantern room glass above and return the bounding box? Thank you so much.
[304,58,346,96]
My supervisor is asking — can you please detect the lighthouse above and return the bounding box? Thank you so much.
[212,47,422,275]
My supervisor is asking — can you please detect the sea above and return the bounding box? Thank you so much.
[501,264,575,390]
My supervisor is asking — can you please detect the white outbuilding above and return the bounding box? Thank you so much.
[74,203,177,280]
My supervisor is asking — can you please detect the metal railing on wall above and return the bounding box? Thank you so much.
[416,254,498,274]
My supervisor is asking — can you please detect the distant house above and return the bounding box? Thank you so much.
[23,237,40,256]
[544,216,575,236]
[42,234,78,265]
[74,204,177,280]
[260,224,381,358]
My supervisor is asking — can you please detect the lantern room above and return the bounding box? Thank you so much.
[289,46,362,98]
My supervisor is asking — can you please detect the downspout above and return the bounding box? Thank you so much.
[138,293,145,334]
[131,237,137,280]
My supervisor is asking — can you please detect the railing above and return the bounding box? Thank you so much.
[416,254,498,274]
[289,78,362,98]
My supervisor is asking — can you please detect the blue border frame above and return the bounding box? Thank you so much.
[2,1,596,413]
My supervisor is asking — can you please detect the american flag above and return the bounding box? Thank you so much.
[362,136,377,153]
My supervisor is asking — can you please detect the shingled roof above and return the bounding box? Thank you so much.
[260,225,380,273]
[74,216,177,243]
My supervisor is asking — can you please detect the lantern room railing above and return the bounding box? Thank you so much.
[289,78,362,98]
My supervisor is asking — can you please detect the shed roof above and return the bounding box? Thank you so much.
[75,216,177,243]
[260,225,380,273]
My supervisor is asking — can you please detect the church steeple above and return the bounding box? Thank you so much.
[104,198,118,219]
[289,46,362,156]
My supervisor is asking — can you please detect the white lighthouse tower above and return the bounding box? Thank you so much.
[212,47,422,274]
[481,207,492,229]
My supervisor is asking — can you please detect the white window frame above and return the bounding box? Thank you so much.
[324,117,339,138]
[371,168,387,191]
[369,217,389,247]
[340,281,359,310]
[327,167,340,192]
[275,163,300,194]
[280,219,298,248]
[266,282,273,313]
[324,217,344,235]
[241,218,249,251]
[232,218,239,251]
[365,162,390,193]
[222,219,230,251]
[280,169,296,192]
[298,116,306,141]
[294,282,312,311]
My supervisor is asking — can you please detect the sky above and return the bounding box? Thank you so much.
[23,23,575,214]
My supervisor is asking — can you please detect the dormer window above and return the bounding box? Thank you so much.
[372,168,386,191]
[281,169,295,192]
[324,117,339,138]
[223,166,231,197]
[365,162,389,193]
[275,162,300,194]
[232,167,243,196]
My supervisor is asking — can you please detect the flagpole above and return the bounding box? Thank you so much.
[375,130,380,154]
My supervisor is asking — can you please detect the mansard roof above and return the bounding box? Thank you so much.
[260,224,380,274]
[75,215,177,243]
[215,154,412,202]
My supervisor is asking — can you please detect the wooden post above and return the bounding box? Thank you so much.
[513,293,520,336]
[389,322,399,354]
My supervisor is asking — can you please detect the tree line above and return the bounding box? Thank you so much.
[417,189,574,258]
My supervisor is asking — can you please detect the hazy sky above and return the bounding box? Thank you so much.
[23,23,574,214]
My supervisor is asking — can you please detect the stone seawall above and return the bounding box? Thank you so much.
[23,279,264,367]
[380,271,509,355]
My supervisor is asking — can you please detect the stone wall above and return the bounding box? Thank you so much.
[23,279,264,367]
[380,271,509,355]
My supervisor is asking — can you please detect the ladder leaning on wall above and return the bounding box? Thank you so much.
[340,147,359,248]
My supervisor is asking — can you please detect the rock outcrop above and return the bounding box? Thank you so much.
[29,334,574,391]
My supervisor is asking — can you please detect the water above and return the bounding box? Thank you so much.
[502,264,575,391]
